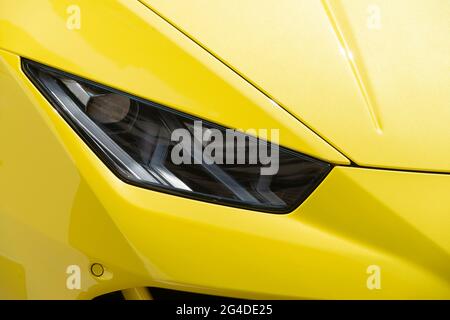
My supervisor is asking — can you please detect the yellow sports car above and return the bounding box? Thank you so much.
[0,0,449,300]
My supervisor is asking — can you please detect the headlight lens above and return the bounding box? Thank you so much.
[23,59,331,213]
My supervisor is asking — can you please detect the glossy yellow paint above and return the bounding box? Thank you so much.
[0,0,449,300]
[122,287,153,300]
[142,0,450,173]
[0,0,348,165]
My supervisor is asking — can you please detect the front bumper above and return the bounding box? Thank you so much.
[0,49,449,300]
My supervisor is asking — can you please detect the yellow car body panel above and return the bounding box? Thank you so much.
[142,0,450,173]
[0,0,348,165]
[0,0,449,299]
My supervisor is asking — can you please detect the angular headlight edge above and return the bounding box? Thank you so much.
[22,59,331,213]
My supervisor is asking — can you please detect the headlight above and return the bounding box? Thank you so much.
[23,59,331,213]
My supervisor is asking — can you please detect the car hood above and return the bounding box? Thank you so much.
[141,0,450,173]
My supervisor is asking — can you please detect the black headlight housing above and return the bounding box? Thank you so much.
[22,59,331,213]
